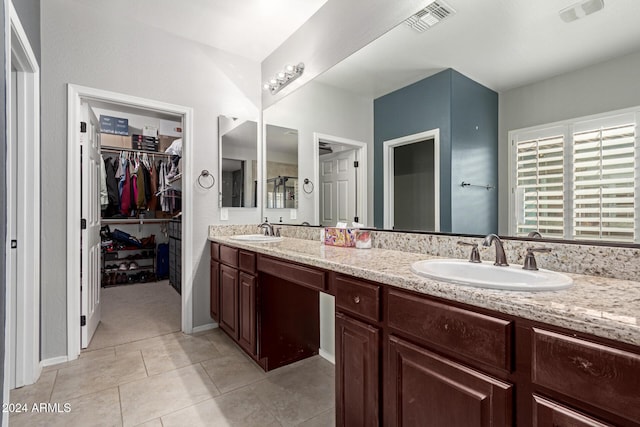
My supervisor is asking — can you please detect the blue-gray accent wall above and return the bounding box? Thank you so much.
[374,69,498,234]
[374,69,452,231]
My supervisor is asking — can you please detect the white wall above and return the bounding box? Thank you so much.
[263,81,374,225]
[498,50,640,234]
[41,0,261,359]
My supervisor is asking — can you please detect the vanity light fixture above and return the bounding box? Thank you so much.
[263,63,305,95]
[559,0,605,23]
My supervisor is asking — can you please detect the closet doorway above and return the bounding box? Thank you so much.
[67,85,194,360]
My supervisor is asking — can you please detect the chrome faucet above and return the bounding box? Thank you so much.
[258,221,274,236]
[482,234,509,266]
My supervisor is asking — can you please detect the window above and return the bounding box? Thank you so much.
[510,110,639,243]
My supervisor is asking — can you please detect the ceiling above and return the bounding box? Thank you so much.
[71,0,327,62]
[315,0,640,97]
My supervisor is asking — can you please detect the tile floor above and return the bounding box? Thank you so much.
[9,281,335,426]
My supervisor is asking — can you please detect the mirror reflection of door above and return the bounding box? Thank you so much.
[393,138,436,231]
[319,145,357,226]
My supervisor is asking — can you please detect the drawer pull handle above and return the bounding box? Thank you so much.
[353,296,361,304]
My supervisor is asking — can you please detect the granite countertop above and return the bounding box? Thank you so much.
[209,235,640,348]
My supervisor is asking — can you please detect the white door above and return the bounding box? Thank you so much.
[7,68,19,388]
[80,102,102,348]
[319,149,356,226]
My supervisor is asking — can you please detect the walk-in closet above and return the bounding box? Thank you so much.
[84,100,184,350]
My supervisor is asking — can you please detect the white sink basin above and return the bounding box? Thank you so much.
[229,234,283,243]
[411,259,573,291]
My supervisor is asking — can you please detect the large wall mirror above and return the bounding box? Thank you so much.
[219,116,258,208]
[262,0,640,246]
[263,124,298,216]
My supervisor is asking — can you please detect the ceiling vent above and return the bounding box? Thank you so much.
[405,1,455,32]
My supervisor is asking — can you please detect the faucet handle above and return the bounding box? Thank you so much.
[275,228,281,237]
[523,247,552,271]
[457,241,481,263]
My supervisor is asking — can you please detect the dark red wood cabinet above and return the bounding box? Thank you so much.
[219,263,239,340]
[238,271,256,355]
[209,259,219,322]
[210,244,640,426]
[386,335,513,426]
[335,312,379,427]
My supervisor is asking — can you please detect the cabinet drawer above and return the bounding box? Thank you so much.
[335,275,380,323]
[210,242,220,261]
[387,289,513,371]
[532,395,610,427]
[219,245,238,268]
[532,328,640,423]
[257,255,325,291]
[239,250,256,275]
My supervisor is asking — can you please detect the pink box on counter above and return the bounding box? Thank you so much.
[323,227,358,247]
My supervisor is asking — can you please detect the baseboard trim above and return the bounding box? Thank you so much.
[319,348,335,365]
[192,323,218,334]
[41,356,69,367]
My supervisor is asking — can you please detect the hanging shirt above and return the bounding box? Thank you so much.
[120,161,131,216]
[136,165,147,209]
[100,155,108,209]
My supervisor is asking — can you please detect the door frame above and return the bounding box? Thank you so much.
[66,84,194,360]
[3,1,41,412]
[383,129,440,231]
[312,133,368,226]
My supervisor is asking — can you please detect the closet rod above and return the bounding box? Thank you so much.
[101,146,173,157]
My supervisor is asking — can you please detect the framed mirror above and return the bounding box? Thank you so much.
[264,124,298,213]
[218,116,258,208]
[261,0,640,246]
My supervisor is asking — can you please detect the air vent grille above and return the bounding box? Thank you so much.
[405,1,455,32]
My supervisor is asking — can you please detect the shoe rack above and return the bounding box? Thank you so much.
[101,246,157,287]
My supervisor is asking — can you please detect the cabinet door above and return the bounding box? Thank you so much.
[219,264,239,340]
[336,312,379,427]
[385,336,513,427]
[238,272,256,355]
[210,260,220,322]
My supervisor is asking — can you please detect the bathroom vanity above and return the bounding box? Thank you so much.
[209,232,640,426]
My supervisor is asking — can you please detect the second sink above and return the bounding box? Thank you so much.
[411,259,573,291]
[229,234,283,243]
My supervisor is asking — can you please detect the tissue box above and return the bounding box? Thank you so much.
[324,227,358,247]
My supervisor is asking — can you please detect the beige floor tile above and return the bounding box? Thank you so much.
[43,347,116,373]
[9,387,122,427]
[297,408,335,427]
[89,281,181,351]
[200,353,266,393]
[51,350,147,402]
[268,356,335,379]
[10,370,57,405]
[115,331,183,356]
[140,332,221,376]
[250,363,335,426]
[133,419,163,427]
[119,364,220,427]
[161,387,281,427]
[206,328,244,356]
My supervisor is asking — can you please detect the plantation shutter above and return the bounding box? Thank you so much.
[572,121,636,242]
[515,132,565,238]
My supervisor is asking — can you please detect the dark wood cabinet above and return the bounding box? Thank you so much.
[219,264,239,340]
[210,260,219,322]
[386,335,513,427]
[238,271,256,355]
[208,242,640,426]
[335,312,379,427]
